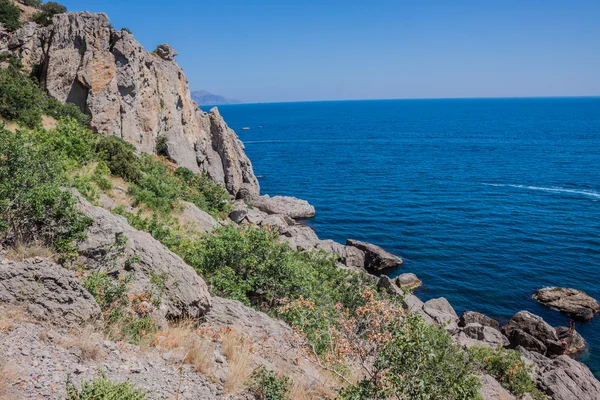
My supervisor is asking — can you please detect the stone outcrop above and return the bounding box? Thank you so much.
[479,374,515,400]
[395,273,421,290]
[501,311,564,356]
[346,239,402,271]
[555,326,586,355]
[76,196,211,320]
[3,13,259,199]
[458,311,500,330]
[422,297,459,333]
[534,287,600,321]
[0,257,102,327]
[377,275,404,296]
[178,201,218,233]
[251,195,316,219]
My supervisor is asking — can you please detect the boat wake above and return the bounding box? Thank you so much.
[482,183,600,199]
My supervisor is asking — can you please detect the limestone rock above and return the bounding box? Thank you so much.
[534,287,600,321]
[555,326,586,355]
[0,258,102,327]
[501,311,563,356]
[6,12,259,199]
[346,239,402,271]
[377,275,403,296]
[460,323,509,347]
[178,202,218,233]
[395,273,421,290]
[423,297,459,333]
[251,195,315,219]
[401,294,437,326]
[76,196,211,320]
[479,374,516,400]
[259,214,292,234]
[459,311,500,330]
[344,245,366,268]
[281,225,320,251]
[315,239,346,259]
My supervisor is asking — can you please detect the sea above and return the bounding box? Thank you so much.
[203,97,600,377]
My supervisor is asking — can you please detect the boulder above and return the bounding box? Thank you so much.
[345,239,402,271]
[179,202,218,233]
[377,275,403,296]
[395,273,421,290]
[460,323,509,347]
[155,43,177,61]
[244,208,269,225]
[228,200,249,224]
[555,326,586,355]
[281,225,320,251]
[479,374,516,400]
[260,214,292,234]
[0,258,102,327]
[501,311,563,356]
[315,240,346,260]
[422,297,459,333]
[402,294,437,326]
[251,195,315,219]
[534,354,600,400]
[458,311,500,330]
[344,245,365,268]
[534,287,600,321]
[76,196,211,320]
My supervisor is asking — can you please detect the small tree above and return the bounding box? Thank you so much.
[0,0,21,32]
[22,0,42,8]
[32,1,66,26]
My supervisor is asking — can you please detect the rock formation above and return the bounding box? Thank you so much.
[251,195,316,219]
[3,13,259,199]
[346,239,403,271]
[534,287,600,321]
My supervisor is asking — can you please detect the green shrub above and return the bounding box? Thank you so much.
[0,0,21,31]
[470,345,545,400]
[246,365,291,400]
[121,27,132,34]
[128,155,182,213]
[0,66,45,127]
[31,1,66,26]
[65,373,147,400]
[96,136,141,183]
[0,127,91,256]
[83,271,131,311]
[176,167,231,218]
[45,97,90,127]
[22,0,41,7]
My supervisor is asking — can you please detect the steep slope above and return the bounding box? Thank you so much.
[3,12,259,199]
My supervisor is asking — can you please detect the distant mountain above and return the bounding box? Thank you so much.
[191,90,242,106]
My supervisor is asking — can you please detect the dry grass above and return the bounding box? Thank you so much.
[5,241,53,261]
[0,307,27,333]
[220,329,253,394]
[60,325,102,361]
[161,320,215,376]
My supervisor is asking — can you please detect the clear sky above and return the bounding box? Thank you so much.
[60,0,599,103]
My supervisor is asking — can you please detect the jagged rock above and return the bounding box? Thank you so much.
[346,239,402,271]
[6,13,259,199]
[459,311,500,330]
[377,275,403,296]
[244,207,269,225]
[459,323,509,347]
[251,195,315,219]
[76,196,211,320]
[315,239,346,259]
[260,214,292,234]
[395,273,421,290]
[401,294,437,325]
[155,43,177,61]
[344,245,365,268]
[178,202,218,233]
[423,297,459,333]
[501,311,563,356]
[228,200,249,223]
[555,326,586,355]
[479,374,515,400]
[281,225,320,251]
[0,258,102,327]
[534,287,600,321]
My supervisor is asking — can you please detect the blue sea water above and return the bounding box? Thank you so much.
[204,97,600,377]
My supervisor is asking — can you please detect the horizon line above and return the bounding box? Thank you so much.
[198,94,600,107]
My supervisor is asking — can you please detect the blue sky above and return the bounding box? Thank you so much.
[60,0,599,103]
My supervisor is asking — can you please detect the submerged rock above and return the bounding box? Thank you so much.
[534,287,600,321]
[345,239,402,271]
[251,195,315,219]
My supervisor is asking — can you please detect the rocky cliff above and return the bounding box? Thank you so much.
[4,12,259,199]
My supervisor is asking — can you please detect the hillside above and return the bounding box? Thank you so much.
[1,1,600,399]
[191,90,243,106]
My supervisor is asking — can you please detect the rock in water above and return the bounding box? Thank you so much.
[251,195,316,219]
[346,239,402,271]
[501,311,564,356]
[5,13,259,199]
[395,273,421,290]
[555,326,586,355]
[534,287,600,321]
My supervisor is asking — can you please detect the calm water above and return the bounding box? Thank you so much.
[204,98,600,377]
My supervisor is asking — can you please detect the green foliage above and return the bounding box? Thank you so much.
[0,66,45,127]
[176,167,231,218]
[121,27,132,34]
[65,373,147,400]
[340,314,482,400]
[31,1,66,26]
[246,365,291,400]
[96,136,141,183]
[45,97,90,126]
[128,154,182,213]
[83,271,131,311]
[0,0,21,31]
[0,127,91,257]
[22,0,41,7]
[470,345,545,400]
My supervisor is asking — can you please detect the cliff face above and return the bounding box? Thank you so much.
[5,12,259,199]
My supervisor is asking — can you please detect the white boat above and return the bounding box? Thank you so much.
[242,127,250,130]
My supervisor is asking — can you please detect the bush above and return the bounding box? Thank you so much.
[0,0,21,31]
[45,97,90,126]
[31,1,66,26]
[0,66,45,128]
[470,345,545,399]
[22,0,41,7]
[128,155,182,213]
[246,365,291,400]
[65,373,147,400]
[176,167,231,218]
[121,27,132,34]
[96,136,141,183]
